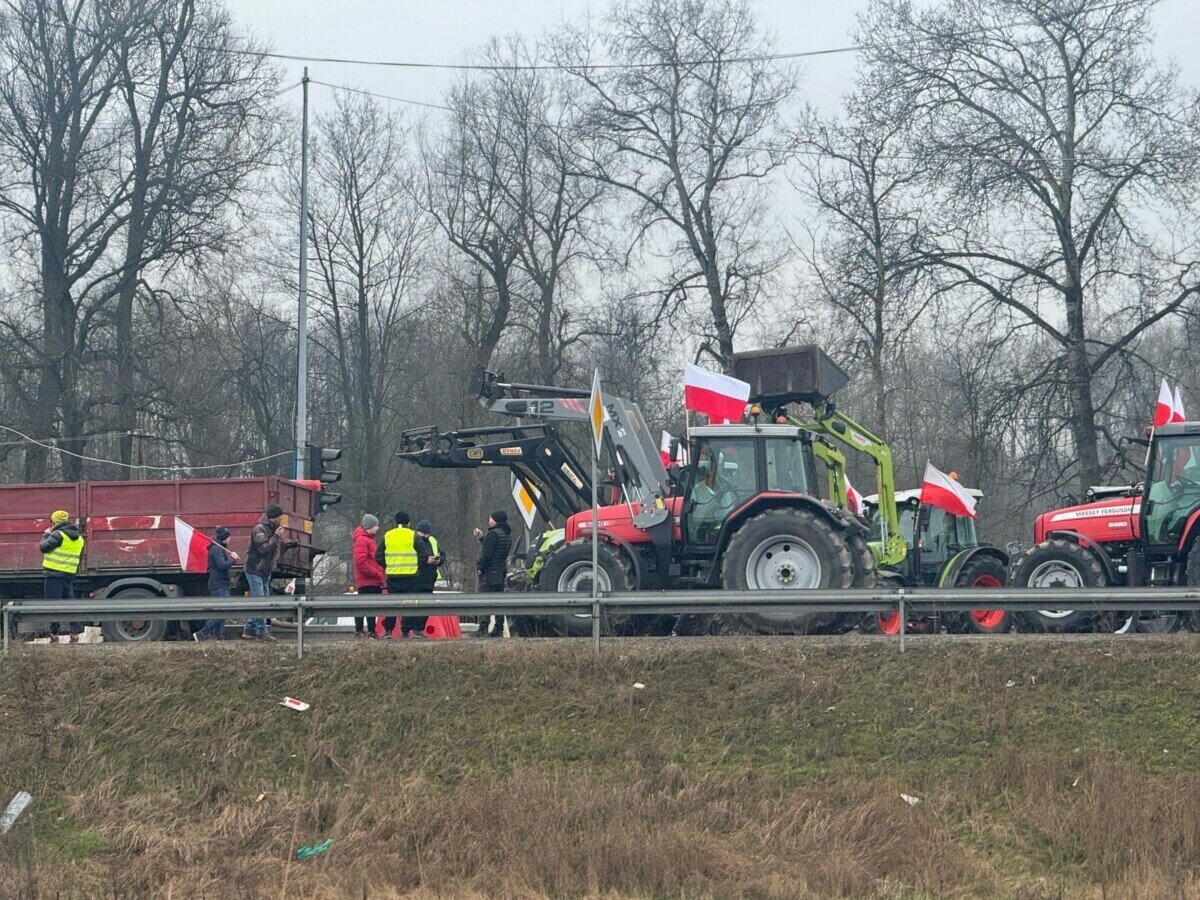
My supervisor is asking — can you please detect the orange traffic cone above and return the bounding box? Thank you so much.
[424,616,461,639]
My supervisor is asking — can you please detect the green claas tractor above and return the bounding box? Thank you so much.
[861,487,1011,635]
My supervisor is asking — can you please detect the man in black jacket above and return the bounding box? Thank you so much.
[194,526,239,642]
[473,510,512,638]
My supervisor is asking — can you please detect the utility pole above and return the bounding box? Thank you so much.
[294,67,311,480]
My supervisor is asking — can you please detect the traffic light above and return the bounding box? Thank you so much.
[307,444,343,512]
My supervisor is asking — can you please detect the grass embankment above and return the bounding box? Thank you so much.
[3,636,1200,897]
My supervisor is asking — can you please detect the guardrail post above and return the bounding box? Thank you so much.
[296,597,305,661]
[898,591,906,654]
[2,603,9,657]
[592,597,601,656]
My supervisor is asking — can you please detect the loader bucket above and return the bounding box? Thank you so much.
[732,345,849,408]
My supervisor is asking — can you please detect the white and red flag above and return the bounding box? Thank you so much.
[919,462,978,519]
[1173,385,1187,423]
[684,363,751,425]
[1154,379,1174,427]
[844,475,864,516]
[174,517,211,573]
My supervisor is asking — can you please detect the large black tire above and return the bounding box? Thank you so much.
[1009,539,1106,633]
[99,587,169,643]
[722,508,853,634]
[814,532,875,635]
[953,555,1012,635]
[537,541,670,637]
[1184,548,1200,633]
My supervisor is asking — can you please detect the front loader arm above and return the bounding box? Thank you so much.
[810,440,847,508]
[787,406,906,567]
[397,425,592,522]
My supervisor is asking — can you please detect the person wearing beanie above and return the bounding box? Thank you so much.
[352,513,385,637]
[375,510,422,637]
[40,509,85,639]
[407,519,446,636]
[242,504,296,641]
[195,526,240,642]
[473,510,513,637]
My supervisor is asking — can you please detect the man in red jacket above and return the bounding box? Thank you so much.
[352,514,385,638]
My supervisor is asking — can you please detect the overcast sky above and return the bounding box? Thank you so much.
[226,0,1200,120]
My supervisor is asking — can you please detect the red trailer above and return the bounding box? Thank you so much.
[0,477,322,642]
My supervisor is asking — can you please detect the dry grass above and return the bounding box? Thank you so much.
[2,636,1200,897]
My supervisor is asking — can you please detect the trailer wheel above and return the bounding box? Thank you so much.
[99,587,168,643]
[954,556,1011,635]
[538,541,666,636]
[722,507,852,634]
[1009,539,1105,632]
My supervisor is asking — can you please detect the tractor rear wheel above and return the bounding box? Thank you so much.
[1183,548,1200,633]
[722,508,852,634]
[1009,539,1106,632]
[954,555,1011,635]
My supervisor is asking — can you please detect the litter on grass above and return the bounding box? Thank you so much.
[633,683,646,690]
[900,793,921,806]
[280,697,310,711]
[296,839,333,859]
[1,791,32,835]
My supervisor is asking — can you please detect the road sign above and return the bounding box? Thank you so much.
[511,475,539,530]
[588,368,605,458]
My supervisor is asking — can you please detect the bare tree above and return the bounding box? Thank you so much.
[793,95,933,436]
[558,0,797,371]
[110,0,277,467]
[307,91,431,511]
[863,0,1200,490]
[0,0,134,480]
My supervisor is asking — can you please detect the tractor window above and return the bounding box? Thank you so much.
[764,439,810,493]
[685,438,759,544]
[952,515,979,548]
[921,507,951,565]
[1145,435,1200,545]
[867,504,917,546]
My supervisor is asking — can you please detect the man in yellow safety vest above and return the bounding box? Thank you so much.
[375,510,422,637]
[40,509,85,639]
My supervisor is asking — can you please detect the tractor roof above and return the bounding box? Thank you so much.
[1154,422,1200,436]
[864,487,983,505]
[731,345,848,408]
[690,424,812,439]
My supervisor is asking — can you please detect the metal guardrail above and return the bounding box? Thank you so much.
[4,586,1200,659]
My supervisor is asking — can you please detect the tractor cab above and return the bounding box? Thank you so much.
[1142,423,1200,552]
[679,424,820,550]
[863,488,984,586]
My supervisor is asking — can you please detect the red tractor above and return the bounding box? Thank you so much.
[1008,422,1200,632]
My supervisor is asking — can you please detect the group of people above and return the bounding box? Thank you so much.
[37,499,517,643]
[350,508,513,639]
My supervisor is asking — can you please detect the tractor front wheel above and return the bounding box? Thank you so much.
[1009,539,1106,632]
[537,541,669,637]
[954,555,1011,635]
[722,508,852,634]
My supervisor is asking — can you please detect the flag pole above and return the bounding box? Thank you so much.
[588,369,604,655]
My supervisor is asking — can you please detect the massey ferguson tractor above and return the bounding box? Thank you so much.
[1008,421,1200,632]
[400,345,883,635]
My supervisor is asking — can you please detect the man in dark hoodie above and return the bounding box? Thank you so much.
[194,526,239,642]
[40,509,84,638]
[473,510,512,638]
[242,504,297,641]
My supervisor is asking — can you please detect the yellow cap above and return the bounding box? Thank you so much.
[51,510,69,524]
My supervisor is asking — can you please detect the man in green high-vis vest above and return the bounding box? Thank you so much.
[40,509,84,639]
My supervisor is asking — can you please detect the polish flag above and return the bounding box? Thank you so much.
[174,517,211,573]
[844,475,864,516]
[684,363,751,424]
[1154,379,1174,427]
[1173,385,1187,423]
[920,462,977,519]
